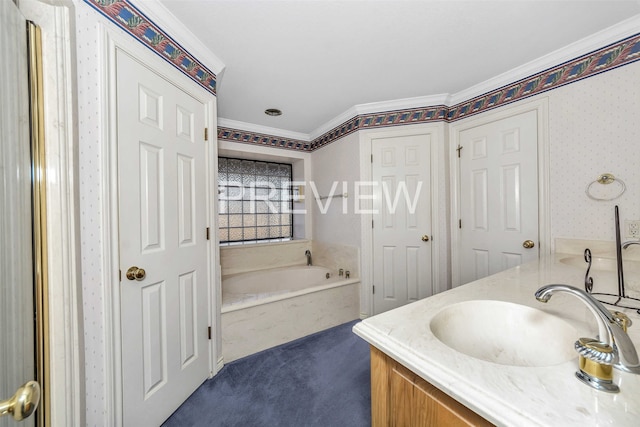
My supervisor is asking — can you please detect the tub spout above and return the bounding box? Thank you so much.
[305,250,312,266]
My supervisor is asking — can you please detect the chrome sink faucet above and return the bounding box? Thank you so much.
[622,240,640,249]
[305,250,312,266]
[535,284,640,374]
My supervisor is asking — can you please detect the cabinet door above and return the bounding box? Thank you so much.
[371,346,493,427]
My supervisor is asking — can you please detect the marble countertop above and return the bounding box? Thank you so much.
[353,254,640,426]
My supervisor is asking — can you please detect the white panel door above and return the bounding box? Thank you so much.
[372,134,432,314]
[117,50,210,426]
[459,110,538,285]
[0,2,38,425]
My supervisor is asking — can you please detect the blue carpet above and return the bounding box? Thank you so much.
[162,320,371,427]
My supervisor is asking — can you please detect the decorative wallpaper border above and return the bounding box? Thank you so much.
[446,32,640,122]
[217,127,311,152]
[309,106,448,151]
[83,0,217,95]
[85,0,639,151]
[220,31,640,152]
[217,106,449,152]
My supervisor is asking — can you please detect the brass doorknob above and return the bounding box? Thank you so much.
[421,235,430,242]
[522,240,535,249]
[0,381,40,421]
[126,266,146,281]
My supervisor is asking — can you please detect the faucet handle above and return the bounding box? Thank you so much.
[575,337,617,365]
[574,337,620,393]
[611,311,632,332]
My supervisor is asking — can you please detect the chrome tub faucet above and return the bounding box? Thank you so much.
[305,250,312,266]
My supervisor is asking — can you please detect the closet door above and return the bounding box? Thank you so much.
[116,49,210,426]
[458,110,539,285]
[371,133,433,314]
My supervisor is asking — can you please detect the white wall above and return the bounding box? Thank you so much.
[73,3,109,423]
[546,61,640,245]
[310,132,362,247]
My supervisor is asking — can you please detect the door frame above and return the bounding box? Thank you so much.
[99,26,219,426]
[17,0,85,425]
[449,98,550,287]
[359,123,443,317]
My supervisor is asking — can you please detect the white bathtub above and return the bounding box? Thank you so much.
[221,265,360,362]
[222,265,354,310]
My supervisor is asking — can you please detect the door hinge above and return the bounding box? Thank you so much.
[459,219,462,229]
[208,326,212,340]
[204,127,209,141]
[119,269,121,281]
[372,286,375,294]
[371,154,373,163]
[456,145,463,158]
[372,220,374,229]
[206,227,210,240]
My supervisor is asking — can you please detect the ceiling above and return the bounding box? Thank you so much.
[158,1,640,136]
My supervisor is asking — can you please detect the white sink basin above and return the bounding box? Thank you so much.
[430,300,577,367]
[560,256,640,273]
[560,256,616,271]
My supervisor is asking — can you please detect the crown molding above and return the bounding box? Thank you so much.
[308,106,359,142]
[450,14,640,105]
[217,118,311,142]
[216,14,640,152]
[130,0,226,76]
[353,94,450,116]
[309,94,450,140]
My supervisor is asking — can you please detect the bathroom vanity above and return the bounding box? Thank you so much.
[353,253,640,426]
[370,345,493,426]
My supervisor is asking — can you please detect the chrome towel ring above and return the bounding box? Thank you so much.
[586,173,626,201]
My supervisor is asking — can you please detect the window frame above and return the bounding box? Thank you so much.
[218,156,294,245]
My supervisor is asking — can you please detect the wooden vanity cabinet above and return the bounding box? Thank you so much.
[370,346,494,427]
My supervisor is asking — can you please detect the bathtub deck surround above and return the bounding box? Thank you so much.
[353,254,640,426]
[222,265,355,309]
[311,241,360,278]
[220,240,361,362]
[221,278,359,362]
[219,239,312,276]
